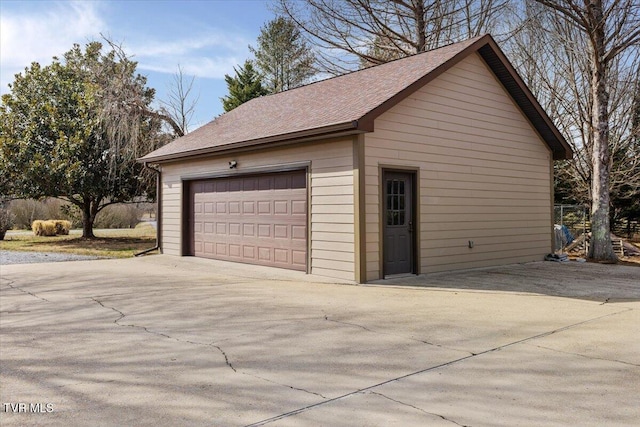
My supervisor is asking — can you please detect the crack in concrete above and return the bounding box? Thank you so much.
[416,339,476,356]
[243,372,328,400]
[324,315,376,333]
[367,391,470,426]
[91,297,125,322]
[90,298,334,395]
[211,344,236,372]
[91,297,237,372]
[246,308,634,426]
[528,343,640,367]
[3,281,50,302]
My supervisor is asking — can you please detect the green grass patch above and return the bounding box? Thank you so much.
[0,223,157,258]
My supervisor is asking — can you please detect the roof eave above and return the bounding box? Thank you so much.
[477,39,573,160]
[358,35,494,132]
[139,121,362,164]
[141,35,572,164]
[357,34,573,161]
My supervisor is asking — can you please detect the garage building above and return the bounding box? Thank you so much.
[140,35,572,283]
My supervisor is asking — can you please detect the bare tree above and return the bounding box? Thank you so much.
[506,4,593,205]
[101,36,186,139]
[159,65,199,135]
[277,0,508,73]
[525,0,640,261]
[610,67,640,230]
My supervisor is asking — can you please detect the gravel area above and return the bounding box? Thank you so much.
[0,250,100,265]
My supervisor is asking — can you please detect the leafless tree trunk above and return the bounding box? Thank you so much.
[506,2,639,210]
[588,0,613,260]
[159,65,199,135]
[527,0,640,262]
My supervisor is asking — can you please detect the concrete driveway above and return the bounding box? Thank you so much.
[1,256,638,426]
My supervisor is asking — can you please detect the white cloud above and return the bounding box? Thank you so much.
[0,1,253,93]
[139,55,243,79]
[129,33,252,79]
[132,33,246,58]
[0,1,107,92]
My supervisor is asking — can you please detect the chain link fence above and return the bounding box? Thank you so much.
[554,204,589,255]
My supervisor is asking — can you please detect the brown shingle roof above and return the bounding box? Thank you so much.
[141,35,571,162]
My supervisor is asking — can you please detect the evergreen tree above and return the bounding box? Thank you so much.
[221,60,268,112]
[249,17,315,93]
[0,42,165,238]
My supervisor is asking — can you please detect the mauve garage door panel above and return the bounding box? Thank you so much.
[190,171,307,271]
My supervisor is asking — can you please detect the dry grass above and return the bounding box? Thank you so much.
[620,239,640,266]
[32,219,72,236]
[1,223,157,258]
[32,220,57,236]
[619,256,640,266]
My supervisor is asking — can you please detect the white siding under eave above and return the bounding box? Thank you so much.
[160,138,356,281]
[364,52,553,280]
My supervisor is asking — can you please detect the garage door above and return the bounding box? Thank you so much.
[189,170,307,271]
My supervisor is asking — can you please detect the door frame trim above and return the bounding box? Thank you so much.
[179,161,311,181]
[379,166,419,278]
[182,166,310,273]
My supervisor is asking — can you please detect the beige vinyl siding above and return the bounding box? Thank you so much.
[364,52,553,279]
[160,138,355,281]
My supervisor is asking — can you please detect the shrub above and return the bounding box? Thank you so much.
[0,202,13,240]
[41,221,57,236]
[11,198,72,229]
[95,204,142,229]
[59,203,83,228]
[32,220,44,236]
[13,200,48,229]
[53,220,72,235]
[32,220,66,236]
[33,220,47,236]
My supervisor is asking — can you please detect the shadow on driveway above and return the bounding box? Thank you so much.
[370,261,640,302]
[1,257,638,426]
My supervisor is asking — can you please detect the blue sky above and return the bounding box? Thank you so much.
[0,0,276,129]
